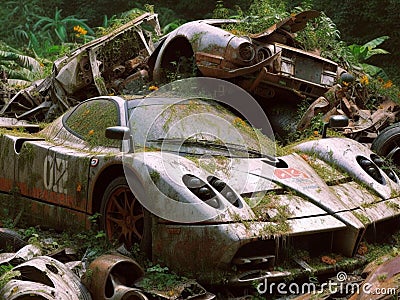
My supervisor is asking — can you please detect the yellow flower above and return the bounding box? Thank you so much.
[313,130,319,137]
[88,129,95,135]
[73,25,87,36]
[360,75,369,85]
[149,85,159,91]
[383,80,393,89]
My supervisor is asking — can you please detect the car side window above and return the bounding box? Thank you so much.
[65,99,121,147]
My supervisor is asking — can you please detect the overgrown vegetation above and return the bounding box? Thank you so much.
[1,0,398,80]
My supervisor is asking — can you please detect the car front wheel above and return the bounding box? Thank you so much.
[100,177,151,252]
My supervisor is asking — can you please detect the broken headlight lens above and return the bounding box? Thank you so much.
[238,42,256,62]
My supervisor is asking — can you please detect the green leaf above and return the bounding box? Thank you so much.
[364,36,389,50]
[360,63,387,79]
[0,50,41,72]
[365,48,389,60]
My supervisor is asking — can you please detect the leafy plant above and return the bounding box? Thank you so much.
[0,265,20,291]
[139,264,185,292]
[214,0,289,34]
[34,8,93,44]
[5,0,41,20]
[0,44,42,82]
[348,36,390,77]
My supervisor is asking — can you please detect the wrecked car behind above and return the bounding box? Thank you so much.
[150,10,344,101]
[0,12,161,121]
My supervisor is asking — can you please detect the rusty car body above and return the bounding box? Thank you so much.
[147,10,353,139]
[0,12,161,121]
[150,10,345,101]
[2,91,400,286]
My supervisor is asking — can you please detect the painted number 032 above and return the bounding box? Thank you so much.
[44,155,68,194]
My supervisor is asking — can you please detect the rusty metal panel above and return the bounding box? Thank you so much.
[47,145,92,212]
[82,254,144,300]
[0,134,15,192]
[14,139,50,202]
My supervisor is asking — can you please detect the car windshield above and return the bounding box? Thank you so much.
[128,98,275,157]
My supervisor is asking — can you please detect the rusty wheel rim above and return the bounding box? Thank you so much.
[105,186,144,248]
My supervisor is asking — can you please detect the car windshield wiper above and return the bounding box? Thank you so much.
[147,138,264,157]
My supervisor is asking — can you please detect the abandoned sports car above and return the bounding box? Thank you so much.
[1,91,400,286]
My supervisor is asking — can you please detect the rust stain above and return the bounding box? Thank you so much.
[16,181,87,212]
[167,227,181,235]
[0,177,13,191]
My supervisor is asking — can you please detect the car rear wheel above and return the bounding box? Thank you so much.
[100,177,151,252]
[371,122,400,166]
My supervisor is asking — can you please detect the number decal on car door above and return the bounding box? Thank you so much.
[44,155,68,194]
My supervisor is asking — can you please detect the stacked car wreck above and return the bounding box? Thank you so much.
[1,10,400,298]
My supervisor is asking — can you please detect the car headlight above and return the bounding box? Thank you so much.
[182,174,242,208]
[183,174,219,208]
[256,48,272,62]
[208,176,241,208]
[238,42,256,62]
[357,155,383,184]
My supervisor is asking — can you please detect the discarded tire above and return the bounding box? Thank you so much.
[371,122,400,165]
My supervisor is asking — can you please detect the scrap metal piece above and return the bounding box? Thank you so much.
[293,258,313,272]
[0,256,92,300]
[0,117,40,132]
[82,254,145,300]
[135,278,216,300]
[348,255,400,300]
[297,96,330,131]
[0,244,41,266]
